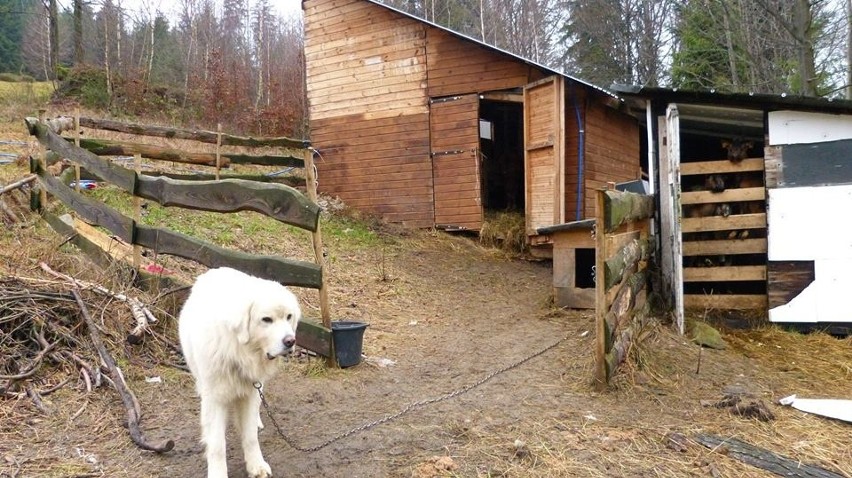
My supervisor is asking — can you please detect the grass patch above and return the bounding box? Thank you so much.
[0,80,53,107]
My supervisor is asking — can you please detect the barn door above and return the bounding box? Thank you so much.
[430,94,483,230]
[523,76,564,235]
[659,104,684,334]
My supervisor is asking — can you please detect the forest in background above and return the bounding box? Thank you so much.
[0,0,851,137]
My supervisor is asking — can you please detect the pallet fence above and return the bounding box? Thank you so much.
[24,114,334,361]
[594,186,655,389]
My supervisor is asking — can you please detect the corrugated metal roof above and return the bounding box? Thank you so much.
[612,84,852,114]
[363,0,618,99]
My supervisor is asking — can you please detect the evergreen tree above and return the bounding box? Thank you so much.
[0,0,37,72]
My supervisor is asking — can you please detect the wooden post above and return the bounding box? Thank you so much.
[303,148,334,366]
[36,109,47,209]
[132,153,143,270]
[594,188,608,390]
[74,108,81,192]
[215,123,222,181]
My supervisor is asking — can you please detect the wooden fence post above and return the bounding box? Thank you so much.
[303,148,334,366]
[36,109,47,209]
[132,153,143,270]
[74,108,82,192]
[594,188,607,390]
[215,123,222,181]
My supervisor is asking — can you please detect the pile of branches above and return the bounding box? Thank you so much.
[0,264,178,453]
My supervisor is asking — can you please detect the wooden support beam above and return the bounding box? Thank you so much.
[296,319,332,357]
[35,116,309,149]
[681,187,765,205]
[684,265,766,282]
[602,190,654,233]
[683,238,767,256]
[680,158,764,175]
[682,213,766,233]
[684,294,767,310]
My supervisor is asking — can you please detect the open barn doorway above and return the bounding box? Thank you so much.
[479,96,525,213]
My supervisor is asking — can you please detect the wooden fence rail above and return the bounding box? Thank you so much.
[25,116,333,358]
[595,188,655,389]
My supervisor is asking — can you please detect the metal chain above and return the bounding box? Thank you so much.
[256,333,570,453]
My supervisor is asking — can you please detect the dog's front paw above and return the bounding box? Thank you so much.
[246,459,272,478]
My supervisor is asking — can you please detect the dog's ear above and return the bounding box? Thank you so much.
[233,302,252,345]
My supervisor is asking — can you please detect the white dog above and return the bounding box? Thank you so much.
[179,267,301,478]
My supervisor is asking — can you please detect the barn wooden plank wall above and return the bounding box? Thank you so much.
[304,0,435,227]
[580,102,642,219]
[304,0,642,234]
[425,28,543,97]
[594,188,654,389]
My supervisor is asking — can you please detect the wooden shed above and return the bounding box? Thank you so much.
[302,0,641,243]
[614,86,852,333]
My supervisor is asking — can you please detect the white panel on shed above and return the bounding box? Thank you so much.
[768,110,852,146]
[767,185,852,261]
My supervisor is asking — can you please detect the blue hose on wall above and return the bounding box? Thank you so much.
[571,84,585,221]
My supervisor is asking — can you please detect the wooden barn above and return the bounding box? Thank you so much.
[613,85,852,332]
[302,0,641,243]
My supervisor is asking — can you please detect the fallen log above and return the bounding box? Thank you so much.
[0,174,36,195]
[694,434,842,478]
[72,289,174,453]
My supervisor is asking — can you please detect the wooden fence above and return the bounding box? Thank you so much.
[594,187,655,389]
[25,115,334,360]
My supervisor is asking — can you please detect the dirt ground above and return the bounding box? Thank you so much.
[1,118,851,478]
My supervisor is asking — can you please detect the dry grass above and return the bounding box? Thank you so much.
[479,211,527,255]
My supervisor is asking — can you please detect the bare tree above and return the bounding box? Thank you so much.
[48,0,58,78]
[847,0,851,99]
[21,4,51,80]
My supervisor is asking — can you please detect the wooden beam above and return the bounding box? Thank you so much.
[680,158,764,175]
[684,294,767,310]
[136,177,320,232]
[79,117,310,148]
[34,159,135,242]
[681,187,765,205]
[683,238,767,256]
[602,190,654,233]
[134,226,323,289]
[480,92,523,103]
[296,319,332,357]
[682,213,766,233]
[69,137,306,168]
[594,189,608,390]
[683,265,766,282]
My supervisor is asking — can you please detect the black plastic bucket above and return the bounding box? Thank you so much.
[331,321,369,368]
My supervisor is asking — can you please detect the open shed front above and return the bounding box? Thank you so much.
[656,103,768,331]
[615,86,852,331]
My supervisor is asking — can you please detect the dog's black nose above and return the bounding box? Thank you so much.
[283,336,296,348]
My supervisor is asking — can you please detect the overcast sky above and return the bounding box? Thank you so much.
[54,0,303,22]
